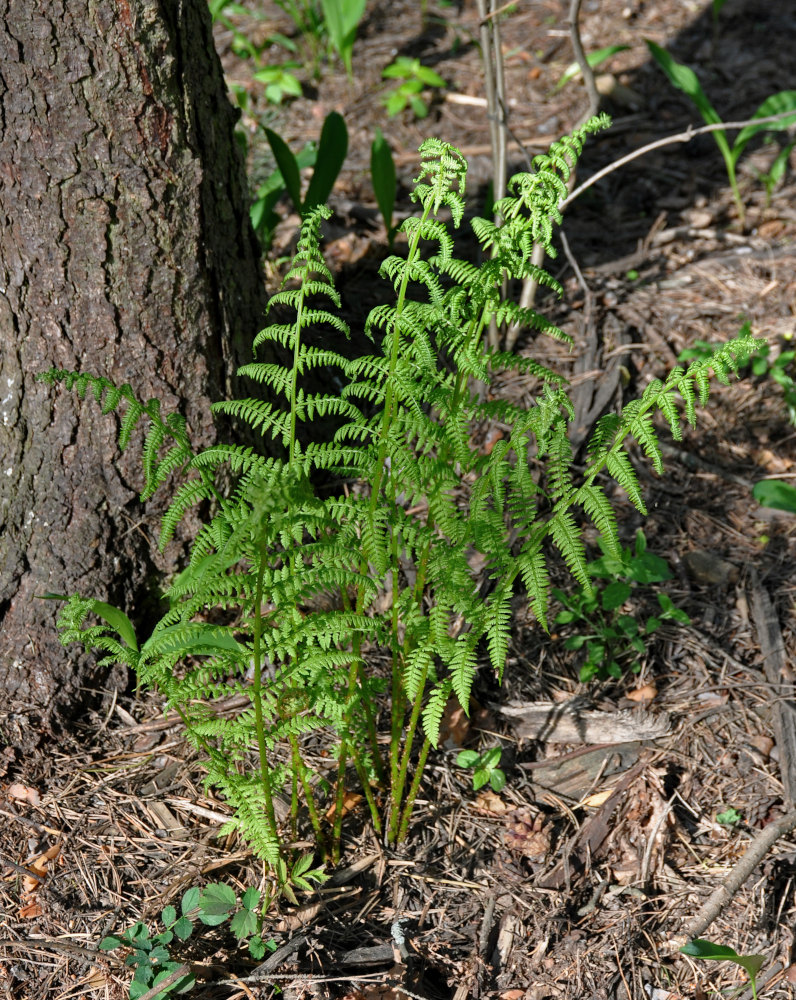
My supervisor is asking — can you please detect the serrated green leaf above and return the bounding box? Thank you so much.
[230,907,258,940]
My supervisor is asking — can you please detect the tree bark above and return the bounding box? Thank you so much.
[0,0,267,725]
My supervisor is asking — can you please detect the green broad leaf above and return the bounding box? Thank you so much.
[198,883,237,925]
[627,551,672,583]
[753,478,796,513]
[130,982,155,1000]
[371,128,397,239]
[630,636,646,654]
[264,127,303,215]
[410,95,429,118]
[564,635,589,650]
[304,112,348,212]
[230,906,258,940]
[601,581,631,610]
[644,41,722,126]
[181,887,200,914]
[382,57,414,79]
[472,768,489,791]
[554,610,578,624]
[39,594,139,651]
[415,64,446,87]
[249,935,267,959]
[457,749,481,767]
[99,935,123,951]
[320,0,366,75]
[161,905,177,927]
[489,768,507,792]
[556,44,631,90]
[717,807,741,824]
[645,615,661,633]
[482,747,503,768]
[384,91,406,117]
[241,887,261,910]
[617,614,639,636]
[152,966,195,998]
[172,916,193,941]
[680,939,765,982]
[732,91,796,166]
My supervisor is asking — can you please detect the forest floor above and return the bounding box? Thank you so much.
[2,1,796,998]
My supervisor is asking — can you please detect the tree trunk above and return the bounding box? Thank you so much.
[0,0,266,725]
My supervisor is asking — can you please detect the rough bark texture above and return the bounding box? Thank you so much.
[0,0,267,722]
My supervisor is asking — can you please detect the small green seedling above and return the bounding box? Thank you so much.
[265,111,348,218]
[554,531,689,682]
[680,939,765,1000]
[252,62,303,105]
[252,111,348,247]
[555,44,630,90]
[753,138,795,204]
[457,747,506,792]
[645,41,796,225]
[320,0,367,77]
[370,128,398,248]
[99,883,280,999]
[716,807,742,825]
[381,57,446,118]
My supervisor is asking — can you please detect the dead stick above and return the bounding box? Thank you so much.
[682,806,796,940]
[131,965,192,1000]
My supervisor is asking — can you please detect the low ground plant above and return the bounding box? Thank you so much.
[645,41,796,225]
[553,530,689,682]
[381,56,446,118]
[41,117,758,901]
[100,883,280,999]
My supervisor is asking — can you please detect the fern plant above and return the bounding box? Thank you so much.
[40,115,759,879]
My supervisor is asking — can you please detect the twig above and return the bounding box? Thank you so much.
[568,0,600,125]
[562,111,796,210]
[681,805,796,940]
[131,964,192,1000]
[505,109,796,349]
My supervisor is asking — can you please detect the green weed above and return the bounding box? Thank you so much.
[645,41,796,225]
[381,57,446,118]
[680,939,765,1000]
[99,883,283,1000]
[554,531,690,682]
[457,747,506,792]
[40,119,760,885]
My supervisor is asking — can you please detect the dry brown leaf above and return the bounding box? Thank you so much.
[18,901,43,919]
[438,697,471,748]
[6,782,41,806]
[582,788,614,809]
[474,790,509,815]
[625,683,657,704]
[325,791,363,823]
[22,844,61,893]
[500,991,526,1000]
[504,809,550,861]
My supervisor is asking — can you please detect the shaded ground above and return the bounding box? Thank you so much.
[3,1,796,998]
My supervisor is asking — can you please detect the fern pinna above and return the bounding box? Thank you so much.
[40,117,759,879]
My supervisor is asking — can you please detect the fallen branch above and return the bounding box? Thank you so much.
[681,806,796,941]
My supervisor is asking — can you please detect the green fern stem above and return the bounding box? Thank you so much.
[396,735,431,844]
[388,659,429,843]
[251,542,281,860]
[331,196,436,851]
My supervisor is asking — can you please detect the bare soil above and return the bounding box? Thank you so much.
[3,1,796,999]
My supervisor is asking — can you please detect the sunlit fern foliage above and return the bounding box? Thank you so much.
[40,115,759,877]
